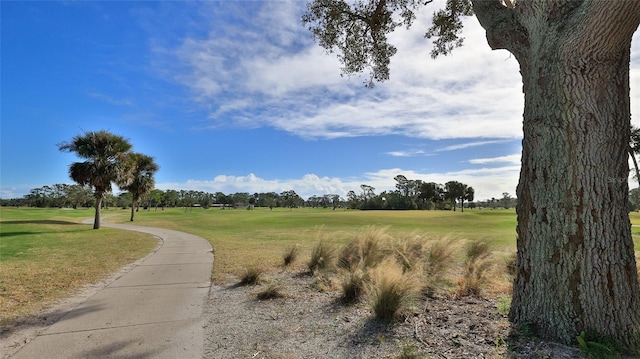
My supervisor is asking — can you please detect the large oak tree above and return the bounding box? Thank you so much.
[303,0,640,349]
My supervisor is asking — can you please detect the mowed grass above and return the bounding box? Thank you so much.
[0,208,157,324]
[108,207,519,283]
[2,206,638,323]
[112,207,640,284]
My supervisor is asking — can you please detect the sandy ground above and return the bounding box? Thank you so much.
[202,270,588,359]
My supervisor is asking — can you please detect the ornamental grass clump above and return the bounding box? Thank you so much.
[308,239,336,273]
[340,266,368,303]
[338,226,389,271]
[393,233,427,272]
[239,266,264,286]
[256,284,284,300]
[370,261,419,322]
[458,240,493,296]
[283,244,299,267]
[422,237,457,296]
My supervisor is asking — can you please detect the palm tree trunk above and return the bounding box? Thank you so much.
[130,199,136,221]
[629,147,640,189]
[93,195,102,230]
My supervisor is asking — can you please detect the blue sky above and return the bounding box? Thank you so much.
[1,1,638,201]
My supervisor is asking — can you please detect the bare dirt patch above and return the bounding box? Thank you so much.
[203,270,586,359]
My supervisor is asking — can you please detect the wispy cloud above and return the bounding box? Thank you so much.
[437,140,512,152]
[386,149,428,157]
[468,154,521,164]
[87,92,132,106]
[158,2,524,140]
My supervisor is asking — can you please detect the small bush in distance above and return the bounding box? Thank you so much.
[308,240,336,273]
[283,244,299,267]
[370,261,419,322]
[338,226,389,271]
[239,266,264,286]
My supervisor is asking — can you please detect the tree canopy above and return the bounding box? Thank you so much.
[303,0,640,350]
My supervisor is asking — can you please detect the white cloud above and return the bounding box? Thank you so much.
[156,1,637,140]
[436,139,513,152]
[469,154,521,165]
[156,164,521,202]
[386,149,428,157]
[166,2,524,140]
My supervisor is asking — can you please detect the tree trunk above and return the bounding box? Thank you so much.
[130,199,136,222]
[629,148,640,189]
[93,194,102,230]
[473,0,640,349]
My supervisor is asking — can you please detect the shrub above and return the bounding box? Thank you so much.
[308,240,336,272]
[457,240,493,296]
[370,261,419,322]
[257,284,284,300]
[283,244,299,267]
[239,266,264,286]
[338,226,389,271]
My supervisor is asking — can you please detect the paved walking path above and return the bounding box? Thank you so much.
[10,221,213,359]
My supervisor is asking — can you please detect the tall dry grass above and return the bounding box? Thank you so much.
[341,267,368,303]
[393,232,427,272]
[458,240,493,296]
[422,237,458,296]
[239,266,264,286]
[283,244,299,267]
[308,240,336,272]
[369,260,420,322]
[338,226,389,270]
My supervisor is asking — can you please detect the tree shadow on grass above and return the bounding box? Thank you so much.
[0,220,84,237]
[1,220,79,226]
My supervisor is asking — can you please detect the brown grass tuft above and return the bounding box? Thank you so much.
[393,233,427,272]
[338,226,389,271]
[256,284,284,300]
[239,266,264,286]
[370,261,420,322]
[340,267,368,303]
[457,240,493,296]
[422,237,458,296]
[283,244,299,267]
[308,240,336,273]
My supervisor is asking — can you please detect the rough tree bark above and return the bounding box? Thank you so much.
[474,0,640,348]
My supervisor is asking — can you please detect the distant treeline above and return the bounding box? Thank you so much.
[1,175,519,210]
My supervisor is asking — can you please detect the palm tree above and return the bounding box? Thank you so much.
[58,130,133,229]
[121,153,159,222]
[630,125,640,189]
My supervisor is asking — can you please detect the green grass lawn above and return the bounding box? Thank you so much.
[0,207,157,324]
[107,207,519,282]
[2,206,638,322]
[109,206,640,282]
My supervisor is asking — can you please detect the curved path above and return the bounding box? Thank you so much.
[10,221,213,359]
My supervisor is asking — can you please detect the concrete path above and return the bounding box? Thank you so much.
[9,222,213,359]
